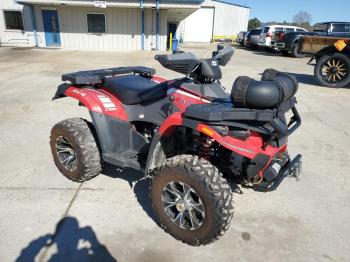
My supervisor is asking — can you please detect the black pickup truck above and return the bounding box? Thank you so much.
[275,22,350,57]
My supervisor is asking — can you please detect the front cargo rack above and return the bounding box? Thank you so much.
[62,66,156,85]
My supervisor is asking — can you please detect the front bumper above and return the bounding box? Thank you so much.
[254,154,302,192]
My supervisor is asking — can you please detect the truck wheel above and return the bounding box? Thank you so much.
[150,155,234,246]
[315,53,350,88]
[291,43,304,58]
[50,118,102,182]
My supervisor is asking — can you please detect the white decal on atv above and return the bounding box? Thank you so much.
[72,89,86,97]
[98,97,112,103]
[103,102,116,108]
[97,95,116,111]
[221,140,255,154]
[139,114,145,119]
[175,90,210,103]
[272,163,282,174]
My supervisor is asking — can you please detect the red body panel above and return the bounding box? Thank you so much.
[64,76,286,177]
[196,124,287,159]
[64,86,128,121]
[158,112,183,135]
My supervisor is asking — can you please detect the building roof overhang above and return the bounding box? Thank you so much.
[17,0,203,9]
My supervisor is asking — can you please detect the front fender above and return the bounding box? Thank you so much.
[53,84,128,121]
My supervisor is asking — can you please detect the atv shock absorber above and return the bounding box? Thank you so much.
[198,136,212,160]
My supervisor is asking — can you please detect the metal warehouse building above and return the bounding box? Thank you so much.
[178,0,250,43]
[0,0,249,50]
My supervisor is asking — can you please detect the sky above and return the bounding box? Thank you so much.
[228,0,350,24]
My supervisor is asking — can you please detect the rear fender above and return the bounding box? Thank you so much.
[53,84,128,121]
[158,114,285,159]
[195,123,286,159]
[146,114,287,174]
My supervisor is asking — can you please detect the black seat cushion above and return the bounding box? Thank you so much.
[103,75,167,105]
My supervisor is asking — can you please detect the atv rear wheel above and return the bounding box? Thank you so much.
[150,155,234,246]
[50,118,102,182]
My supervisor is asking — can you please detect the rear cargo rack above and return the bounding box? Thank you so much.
[62,66,156,85]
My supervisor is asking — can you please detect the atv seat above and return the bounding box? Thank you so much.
[103,75,167,105]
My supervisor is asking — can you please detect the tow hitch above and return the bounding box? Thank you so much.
[254,154,302,192]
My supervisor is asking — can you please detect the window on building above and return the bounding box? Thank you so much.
[87,13,106,33]
[4,11,24,30]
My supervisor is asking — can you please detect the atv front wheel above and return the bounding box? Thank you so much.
[50,118,102,182]
[150,155,234,246]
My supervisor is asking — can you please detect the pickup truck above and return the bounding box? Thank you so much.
[275,22,350,57]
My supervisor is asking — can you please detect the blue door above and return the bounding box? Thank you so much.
[42,10,61,47]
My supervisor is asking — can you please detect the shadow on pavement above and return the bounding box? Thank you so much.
[284,72,350,88]
[101,163,159,225]
[101,163,243,224]
[16,216,116,262]
[287,73,319,85]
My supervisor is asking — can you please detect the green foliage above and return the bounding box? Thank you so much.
[248,18,261,30]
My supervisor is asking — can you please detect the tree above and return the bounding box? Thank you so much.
[248,18,261,30]
[293,11,312,26]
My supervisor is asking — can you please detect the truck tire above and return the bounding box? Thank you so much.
[50,118,102,182]
[314,53,350,88]
[150,155,234,246]
[291,43,304,58]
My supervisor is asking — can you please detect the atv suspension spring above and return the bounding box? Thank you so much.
[198,137,212,160]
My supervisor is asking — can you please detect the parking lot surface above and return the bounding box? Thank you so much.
[0,45,350,262]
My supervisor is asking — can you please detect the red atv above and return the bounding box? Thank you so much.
[51,45,302,245]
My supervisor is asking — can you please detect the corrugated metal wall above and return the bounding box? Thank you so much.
[33,5,168,50]
[144,8,168,51]
[178,0,249,42]
[0,0,34,46]
[211,1,250,36]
